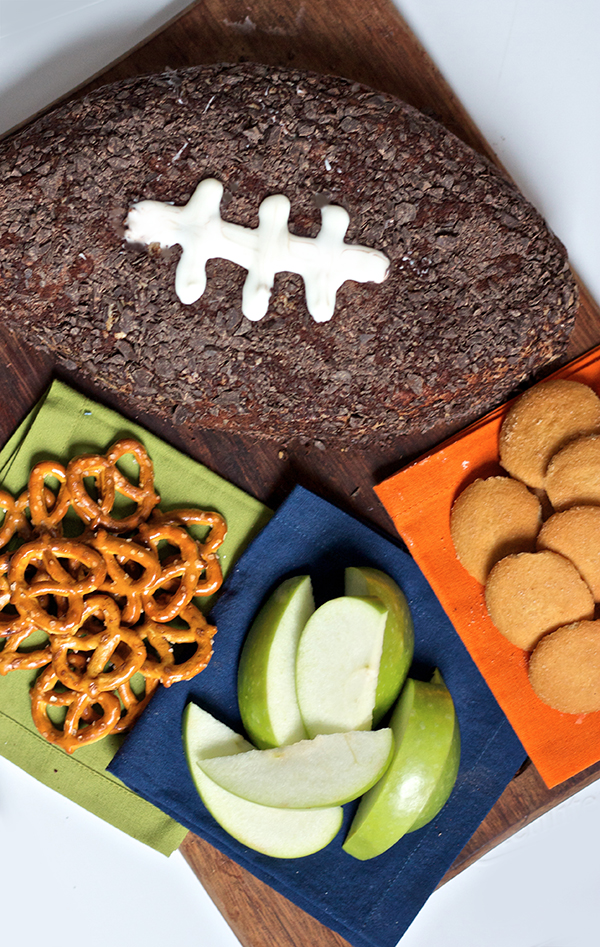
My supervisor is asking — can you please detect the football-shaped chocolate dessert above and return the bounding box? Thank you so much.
[0,63,578,448]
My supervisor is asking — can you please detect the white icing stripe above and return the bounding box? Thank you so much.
[124,178,389,322]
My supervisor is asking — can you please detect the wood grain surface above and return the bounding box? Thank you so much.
[3,3,600,947]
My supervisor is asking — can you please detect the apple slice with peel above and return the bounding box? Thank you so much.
[196,728,394,809]
[342,669,460,860]
[182,703,343,858]
[344,567,415,725]
[238,575,314,749]
[406,671,461,833]
[295,595,389,736]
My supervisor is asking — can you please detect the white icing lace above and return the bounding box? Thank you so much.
[124,178,389,322]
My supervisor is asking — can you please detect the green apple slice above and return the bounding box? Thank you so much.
[406,671,461,833]
[183,703,343,858]
[295,595,389,736]
[196,728,394,809]
[344,567,415,725]
[342,670,460,860]
[238,575,314,748]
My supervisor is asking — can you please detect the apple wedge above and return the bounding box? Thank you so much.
[238,575,314,748]
[183,703,343,858]
[295,595,389,736]
[344,567,415,724]
[406,672,461,833]
[196,728,394,809]
[342,670,460,860]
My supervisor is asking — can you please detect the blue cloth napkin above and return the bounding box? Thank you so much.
[110,485,526,947]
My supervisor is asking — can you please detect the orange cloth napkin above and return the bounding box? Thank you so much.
[375,345,600,789]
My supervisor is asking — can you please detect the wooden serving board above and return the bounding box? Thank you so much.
[3,2,600,946]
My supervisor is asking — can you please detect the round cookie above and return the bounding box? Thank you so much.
[529,620,600,714]
[484,550,594,651]
[537,505,600,601]
[545,433,600,511]
[499,380,600,489]
[450,476,542,584]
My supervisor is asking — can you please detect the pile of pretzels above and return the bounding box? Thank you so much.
[0,438,226,753]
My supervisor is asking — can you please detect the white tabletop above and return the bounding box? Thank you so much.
[1,2,600,946]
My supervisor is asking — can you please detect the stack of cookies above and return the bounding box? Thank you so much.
[451,379,600,715]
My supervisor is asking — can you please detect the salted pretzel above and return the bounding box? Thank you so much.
[149,508,226,595]
[140,602,217,687]
[145,512,225,598]
[154,508,227,556]
[30,665,122,753]
[9,536,107,597]
[66,438,159,532]
[8,537,106,635]
[137,521,204,623]
[72,651,159,734]
[106,438,157,509]
[50,594,147,698]
[91,529,162,625]
[66,452,114,526]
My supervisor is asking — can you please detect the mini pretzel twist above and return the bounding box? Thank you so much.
[137,522,204,623]
[8,537,107,635]
[50,594,147,698]
[66,453,114,527]
[154,508,227,556]
[30,665,122,753]
[9,536,107,597]
[106,438,158,508]
[66,439,159,532]
[150,508,225,596]
[140,602,217,687]
[91,529,162,625]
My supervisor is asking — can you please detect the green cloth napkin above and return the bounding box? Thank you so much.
[0,379,272,854]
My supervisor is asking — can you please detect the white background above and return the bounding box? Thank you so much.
[1,1,599,945]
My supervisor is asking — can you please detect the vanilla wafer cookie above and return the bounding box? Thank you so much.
[450,476,542,584]
[537,505,600,601]
[499,380,600,489]
[545,433,600,511]
[529,620,600,713]
[484,550,594,651]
